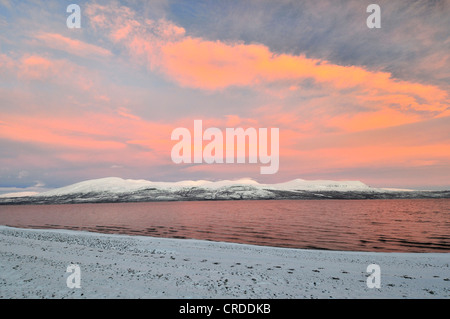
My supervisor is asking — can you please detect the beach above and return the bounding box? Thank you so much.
[0,225,448,299]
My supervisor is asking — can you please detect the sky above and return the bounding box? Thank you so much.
[0,0,449,193]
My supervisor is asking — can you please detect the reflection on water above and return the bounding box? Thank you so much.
[0,199,449,252]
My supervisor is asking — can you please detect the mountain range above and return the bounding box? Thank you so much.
[0,177,449,205]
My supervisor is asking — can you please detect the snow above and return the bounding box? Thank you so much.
[381,188,415,192]
[36,177,154,196]
[267,179,372,191]
[0,225,448,299]
[35,177,378,197]
[0,191,39,198]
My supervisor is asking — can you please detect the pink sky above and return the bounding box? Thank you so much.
[0,1,449,191]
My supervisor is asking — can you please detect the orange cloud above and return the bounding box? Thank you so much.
[0,109,187,164]
[0,115,125,151]
[85,5,448,119]
[277,142,450,180]
[328,108,423,132]
[160,37,448,113]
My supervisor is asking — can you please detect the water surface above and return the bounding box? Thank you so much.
[0,199,449,252]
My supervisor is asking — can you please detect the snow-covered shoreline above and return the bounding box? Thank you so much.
[0,225,448,299]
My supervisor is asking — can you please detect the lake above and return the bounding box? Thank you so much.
[0,199,449,252]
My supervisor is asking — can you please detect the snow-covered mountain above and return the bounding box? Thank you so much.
[0,177,449,204]
[36,177,373,196]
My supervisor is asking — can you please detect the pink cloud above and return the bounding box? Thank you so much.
[1,53,102,94]
[0,53,14,70]
[34,32,112,58]
[19,55,54,80]
[117,107,141,121]
[0,110,180,170]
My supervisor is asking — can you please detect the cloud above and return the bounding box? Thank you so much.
[34,32,112,58]
[0,53,109,96]
[0,53,14,71]
[85,2,449,120]
[117,107,141,120]
[18,55,55,80]
[0,0,11,9]
[172,0,450,90]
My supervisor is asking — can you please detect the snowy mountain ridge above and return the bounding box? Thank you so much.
[1,177,448,204]
[36,177,374,197]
